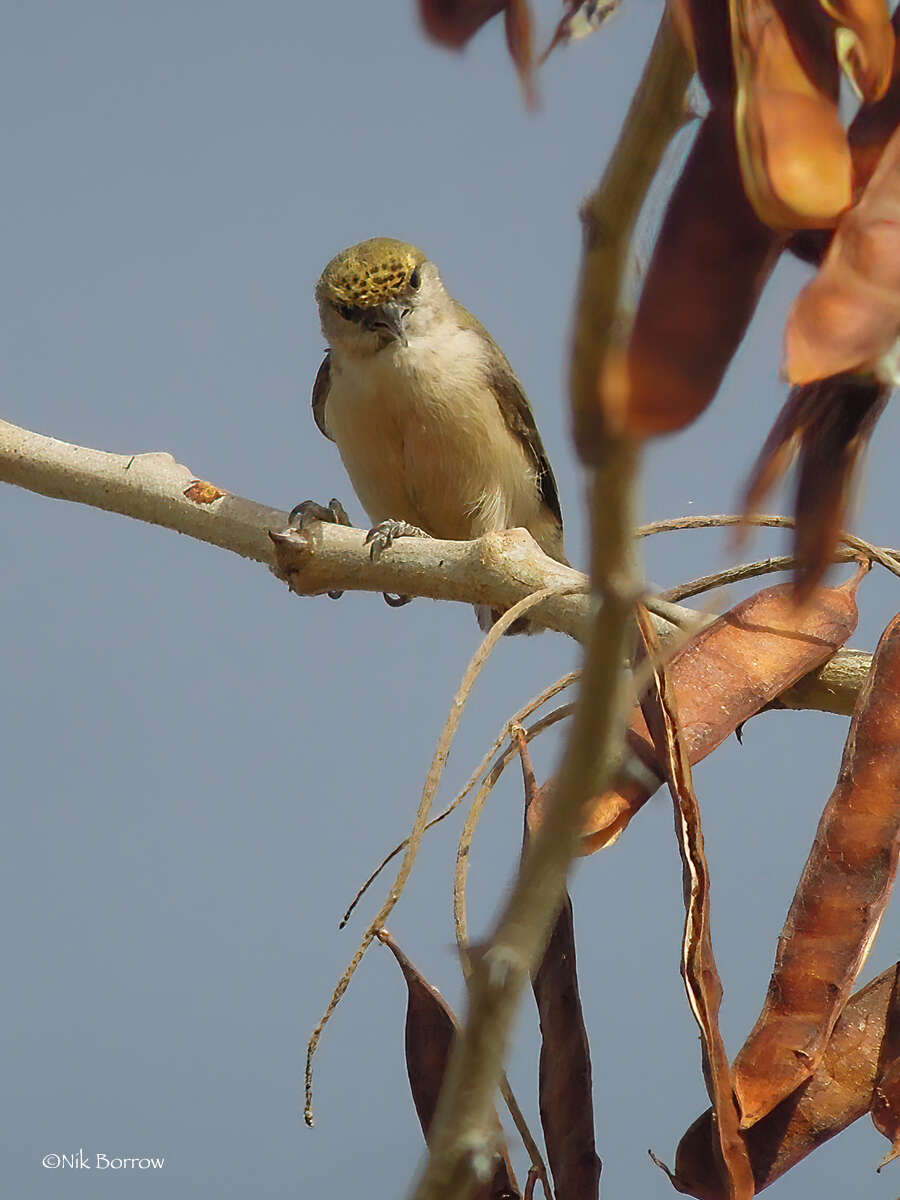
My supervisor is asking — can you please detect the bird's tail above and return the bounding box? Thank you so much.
[475,604,541,636]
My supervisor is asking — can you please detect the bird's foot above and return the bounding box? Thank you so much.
[287,498,351,599]
[382,592,412,608]
[364,518,430,561]
[365,518,431,612]
[288,497,351,531]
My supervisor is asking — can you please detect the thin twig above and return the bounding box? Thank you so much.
[499,1075,554,1200]
[304,585,580,1127]
[637,511,900,583]
[662,549,864,603]
[339,673,580,929]
[453,707,575,954]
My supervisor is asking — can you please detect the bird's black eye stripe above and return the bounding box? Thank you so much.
[409,268,421,290]
[337,302,357,321]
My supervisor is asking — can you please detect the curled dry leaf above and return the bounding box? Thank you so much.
[516,730,601,1200]
[600,110,782,437]
[418,0,536,105]
[732,0,852,229]
[742,375,888,598]
[636,609,754,1200]
[377,929,519,1199]
[786,4,900,265]
[671,963,900,1196]
[527,571,863,852]
[733,611,900,1128]
[785,121,900,385]
[418,0,506,45]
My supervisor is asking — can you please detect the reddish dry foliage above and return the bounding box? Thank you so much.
[785,121,900,385]
[637,609,754,1200]
[733,612,900,1127]
[672,964,900,1196]
[787,5,900,263]
[377,929,519,1199]
[601,110,782,437]
[418,0,535,103]
[530,572,863,853]
[418,0,506,44]
[742,376,888,598]
[514,728,601,1200]
[733,0,851,229]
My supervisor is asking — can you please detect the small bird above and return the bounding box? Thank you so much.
[297,237,567,631]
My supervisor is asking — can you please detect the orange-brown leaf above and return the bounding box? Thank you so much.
[785,121,900,383]
[733,612,900,1127]
[557,572,864,852]
[673,963,900,1196]
[732,0,852,228]
[786,5,900,263]
[637,609,754,1200]
[600,110,782,437]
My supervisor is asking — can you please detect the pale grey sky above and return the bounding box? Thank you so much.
[4,3,900,1198]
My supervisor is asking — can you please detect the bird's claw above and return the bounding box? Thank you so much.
[364,518,429,562]
[383,592,412,608]
[287,498,351,600]
[288,497,351,531]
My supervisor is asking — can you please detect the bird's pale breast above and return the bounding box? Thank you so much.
[324,323,547,543]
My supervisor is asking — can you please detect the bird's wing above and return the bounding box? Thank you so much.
[311,351,335,441]
[453,300,563,531]
[486,359,563,531]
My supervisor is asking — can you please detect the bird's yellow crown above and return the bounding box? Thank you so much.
[316,237,426,309]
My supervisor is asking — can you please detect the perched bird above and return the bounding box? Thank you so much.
[297,237,567,631]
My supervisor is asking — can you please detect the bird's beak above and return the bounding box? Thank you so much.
[362,301,410,346]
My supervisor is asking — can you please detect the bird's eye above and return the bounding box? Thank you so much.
[409,268,421,290]
[337,303,354,320]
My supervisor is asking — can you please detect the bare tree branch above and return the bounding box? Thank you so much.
[0,417,875,716]
[0,417,281,563]
[271,525,589,638]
